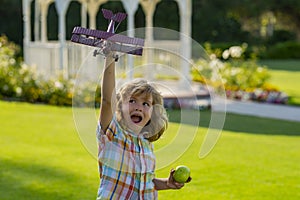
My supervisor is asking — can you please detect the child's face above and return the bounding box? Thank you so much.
[122,92,153,133]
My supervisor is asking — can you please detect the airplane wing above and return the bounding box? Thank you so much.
[71,27,144,56]
[110,43,143,56]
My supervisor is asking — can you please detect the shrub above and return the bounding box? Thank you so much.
[220,60,270,91]
[0,64,42,103]
[0,35,100,107]
[203,42,265,60]
[262,41,300,59]
[0,35,28,100]
[192,44,289,104]
[266,30,297,45]
[0,35,22,68]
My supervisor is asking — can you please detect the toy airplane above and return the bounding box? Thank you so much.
[71,9,144,61]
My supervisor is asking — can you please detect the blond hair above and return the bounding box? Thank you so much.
[116,79,168,142]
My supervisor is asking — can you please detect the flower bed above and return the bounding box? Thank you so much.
[192,43,289,105]
[226,89,288,104]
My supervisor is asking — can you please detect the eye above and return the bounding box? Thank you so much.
[129,99,136,103]
[143,102,150,107]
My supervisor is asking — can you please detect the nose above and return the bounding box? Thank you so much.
[135,107,142,111]
[135,103,143,111]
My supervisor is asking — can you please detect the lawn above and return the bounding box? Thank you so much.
[259,59,300,105]
[1,101,300,199]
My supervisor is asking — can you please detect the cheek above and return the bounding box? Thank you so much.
[147,107,153,118]
[121,103,130,116]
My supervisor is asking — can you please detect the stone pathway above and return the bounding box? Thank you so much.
[154,81,300,122]
[213,97,300,122]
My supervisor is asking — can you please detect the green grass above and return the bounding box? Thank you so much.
[0,102,98,199]
[1,101,300,199]
[269,70,300,105]
[259,59,300,105]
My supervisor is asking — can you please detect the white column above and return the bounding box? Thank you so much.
[81,1,87,27]
[177,0,192,86]
[121,0,139,80]
[77,0,89,70]
[87,6,98,29]
[140,0,161,80]
[40,0,54,43]
[23,0,31,44]
[22,0,32,63]
[86,0,107,29]
[55,0,71,77]
[34,0,40,41]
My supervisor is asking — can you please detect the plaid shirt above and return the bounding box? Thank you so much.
[96,116,157,200]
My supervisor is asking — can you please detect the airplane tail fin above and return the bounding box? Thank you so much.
[102,9,127,23]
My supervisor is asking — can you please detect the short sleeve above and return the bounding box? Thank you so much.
[96,116,119,142]
[96,120,104,134]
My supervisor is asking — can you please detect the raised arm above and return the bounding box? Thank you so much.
[99,53,116,131]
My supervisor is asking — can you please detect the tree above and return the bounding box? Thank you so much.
[0,0,23,45]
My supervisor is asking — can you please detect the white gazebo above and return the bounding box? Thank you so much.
[22,0,192,85]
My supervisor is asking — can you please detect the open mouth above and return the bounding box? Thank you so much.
[131,114,143,123]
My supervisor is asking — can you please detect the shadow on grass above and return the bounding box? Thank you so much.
[167,109,300,136]
[0,158,96,200]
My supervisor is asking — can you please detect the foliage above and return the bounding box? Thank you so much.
[0,35,100,106]
[202,42,263,60]
[192,43,289,104]
[266,30,297,44]
[37,76,75,106]
[220,60,270,91]
[0,35,38,102]
[0,0,22,45]
[262,41,300,59]
[202,41,300,60]
[0,35,22,67]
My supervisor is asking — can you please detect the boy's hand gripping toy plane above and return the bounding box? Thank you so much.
[71,9,145,61]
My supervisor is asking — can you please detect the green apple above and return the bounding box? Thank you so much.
[173,165,190,183]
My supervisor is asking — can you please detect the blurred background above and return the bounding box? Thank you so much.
[1,0,300,200]
[2,0,300,52]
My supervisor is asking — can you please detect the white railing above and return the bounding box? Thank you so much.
[24,40,182,80]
